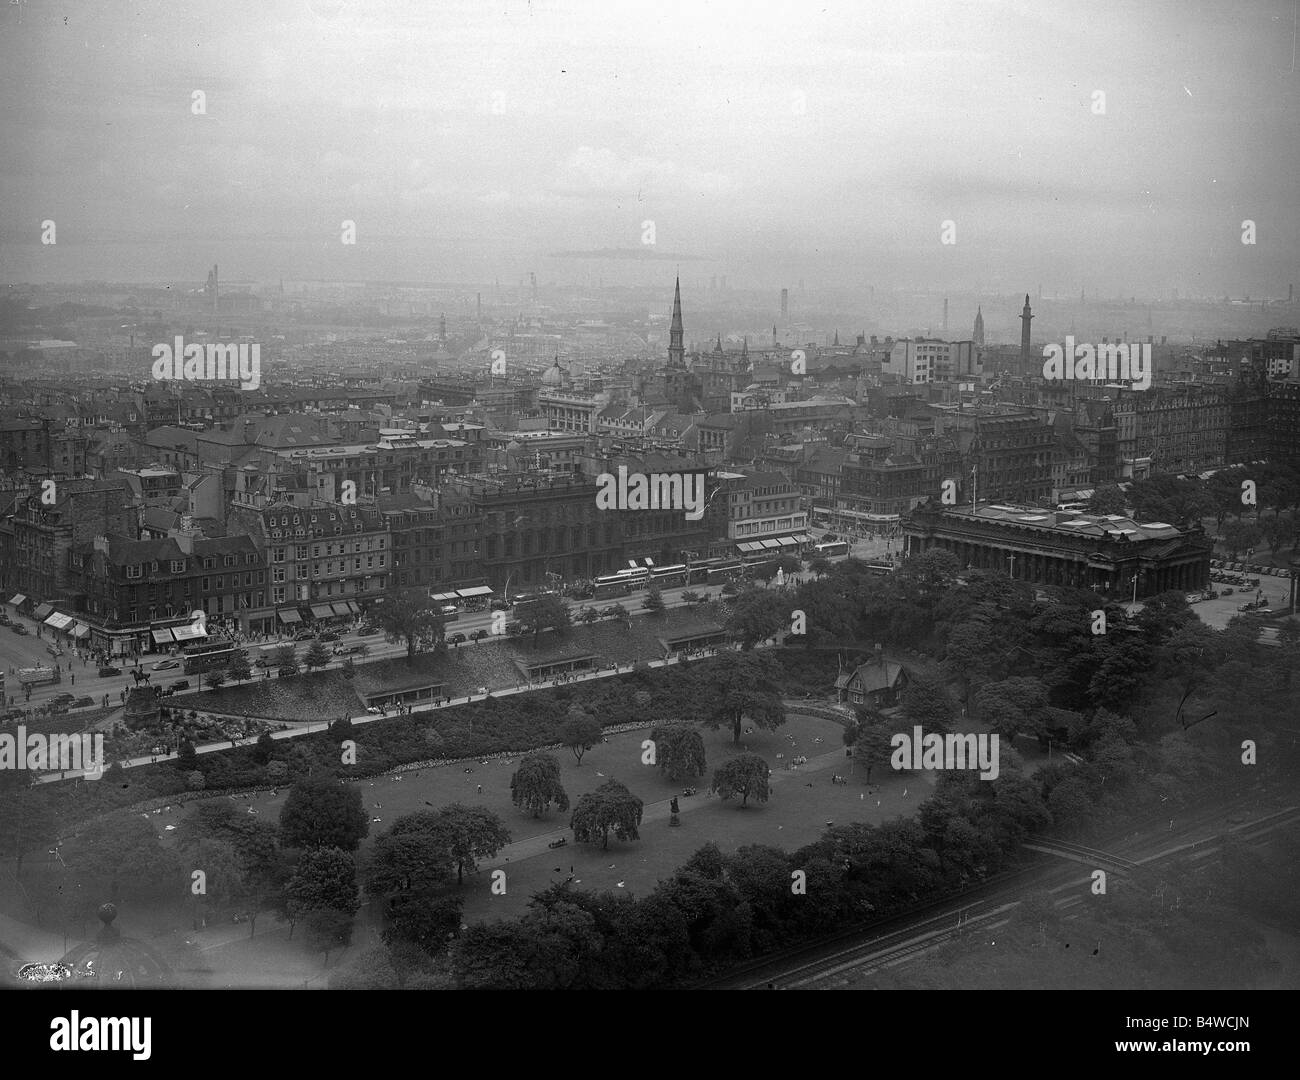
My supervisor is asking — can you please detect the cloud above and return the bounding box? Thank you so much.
[553,147,734,199]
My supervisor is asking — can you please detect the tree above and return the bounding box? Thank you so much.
[0,790,60,878]
[1221,520,1263,560]
[383,891,463,956]
[577,606,602,625]
[509,752,570,818]
[303,907,355,967]
[225,651,253,685]
[377,590,448,663]
[204,669,227,692]
[176,739,198,772]
[973,677,1049,741]
[808,557,832,577]
[649,723,707,782]
[60,812,181,904]
[285,847,360,926]
[365,822,454,898]
[562,706,603,765]
[428,805,511,886]
[279,776,369,852]
[266,759,289,785]
[711,754,771,806]
[186,770,206,791]
[1088,485,1129,516]
[303,638,331,671]
[272,644,298,674]
[253,732,276,765]
[521,594,572,640]
[642,587,666,615]
[680,590,703,605]
[701,652,786,746]
[570,779,644,850]
[724,587,789,650]
[851,722,895,784]
[898,676,955,733]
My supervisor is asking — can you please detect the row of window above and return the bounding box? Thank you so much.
[123,552,258,579]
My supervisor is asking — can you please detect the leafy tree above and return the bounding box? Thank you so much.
[302,906,356,966]
[365,823,454,898]
[701,651,786,745]
[724,587,789,650]
[1088,485,1129,516]
[303,638,331,670]
[204,669,227,692]
[272,644,298,674]
[1221,520,1263,560]
[851,722,896,783]
[60,812,181,904]
[279,776,369,852]
[383,891,463,956]
[266,759,289,784]
[186,770,206,791]
[562,706,603,765]
[253,732,276,765]
[225,651,252,684]
[377,590,449,663]
[176,739,198,772]
[520,594,572,641]
[0,790,60,877]
[808,557,832,577]
[711,753,771,806]
[509,752,570,818]
[428,805,511,885]
[973,676,1049,741]
[570,779,644,850]
[577,606,602,625]
[649,723,707,782]
[680,590,703,605]
[642,587,666,615]
[285,847,360,930]
[898,676,955,733]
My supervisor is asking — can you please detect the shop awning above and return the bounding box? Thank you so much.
[32,603,54,620]
[45,612,74,630]
[775,536,798,548]
[456,586,493,598]
[430,591,459,602]
[278,609,302,624]
[794,534,814,544]
[71,623,90,639]
[346,601,361,614]
[310,604,334,619]
[328,603,349,616]
[760,539,781,550]
[737,541,762,553]
[171,623,207,642]
[151,628,176,645]
[8,594,25,606]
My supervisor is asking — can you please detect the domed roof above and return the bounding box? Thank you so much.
[56,904,174,989]
[540,360,565,387]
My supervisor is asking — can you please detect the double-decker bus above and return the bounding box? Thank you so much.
[650,564,689,588]
[814,540,850,558]
[182,640,242,675]
[705,559,743,582]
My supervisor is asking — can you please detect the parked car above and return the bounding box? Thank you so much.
[48,693,76,706]
[1222,587,1234,596]
[333,643,367,656]
[0,612,10,625]
[171,679,190,691]
[319,631,340,643]
[505,620,523,635]
[11,623,29,635]
[470,628,488,642]
[448,632,467,644]
[152,658,181,671]
[71,696,94,708]
[357,624,380,635]
[277,667,297,678]
[98,666,121,677]
[292,629,316,642]
[489,599,510,611]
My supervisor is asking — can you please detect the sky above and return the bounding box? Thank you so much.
[1,0,1298,298]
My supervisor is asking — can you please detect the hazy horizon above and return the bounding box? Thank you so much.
[2,0,1298,297]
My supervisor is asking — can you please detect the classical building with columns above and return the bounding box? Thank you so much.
[902,499,1211,599]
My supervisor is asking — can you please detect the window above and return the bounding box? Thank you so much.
[127,564,143,579]
[170,560,185,573]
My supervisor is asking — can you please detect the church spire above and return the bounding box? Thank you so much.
[668,277,685,368]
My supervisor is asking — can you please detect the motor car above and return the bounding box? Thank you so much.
[448,632,467,644]
[171,680,190,691]
[1222,587,1234,595]
[49,692,75,704]
[98,666,121,677]
[470,628,488,641]
[489,599,510,611]
[277,667,297,678]
[319,631,340,643]
[333,643,367,656]
[71,696,94,708]
[10,623,29,635]
[152,658,181,671]
[357,624,380,635]
[292,629,316,642]
[0,709,24,723]
[505,620,523,635]
[0,613,9,625]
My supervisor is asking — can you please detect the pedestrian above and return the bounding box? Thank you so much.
[477,784,482,794]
